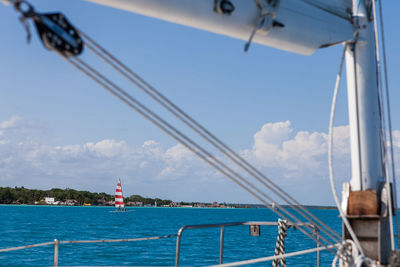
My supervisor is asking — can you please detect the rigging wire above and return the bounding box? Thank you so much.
[59,53,342,257]
[328,43,364,255]
[371,0,395,249]
[377,0,400,247]
[79,30,343,244]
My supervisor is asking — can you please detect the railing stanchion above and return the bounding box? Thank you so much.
[53,239,59,267]
[316,228,320,267]
[175,228,184,267]
[219,226,225,264]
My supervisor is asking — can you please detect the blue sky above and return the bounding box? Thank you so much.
[0,0,399,205]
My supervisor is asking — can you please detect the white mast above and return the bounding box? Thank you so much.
[342,0,392,263]
[345,0,384,192]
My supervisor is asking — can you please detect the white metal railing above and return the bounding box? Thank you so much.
[0,221,322,266]
[0,234,177,266]
[209,244,339,267]
[174,221,321,266]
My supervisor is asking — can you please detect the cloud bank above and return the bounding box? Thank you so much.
[0,116,398,205]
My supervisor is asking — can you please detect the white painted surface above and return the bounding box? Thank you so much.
[345,0,384,191]
[86,0,353,55]
[45,197,55,204]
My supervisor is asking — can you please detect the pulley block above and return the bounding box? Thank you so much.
[33,13,83,56]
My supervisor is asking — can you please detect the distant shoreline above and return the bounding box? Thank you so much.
[0,187,340,209]
[0,203,339,210]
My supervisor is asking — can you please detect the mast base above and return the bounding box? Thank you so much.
[343,215,391,265]
[342,184,393,265]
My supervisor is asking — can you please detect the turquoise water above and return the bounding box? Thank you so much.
[0,205,341,266]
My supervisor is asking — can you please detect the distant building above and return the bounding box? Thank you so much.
[44,197,55,204]
[65,199,78,206]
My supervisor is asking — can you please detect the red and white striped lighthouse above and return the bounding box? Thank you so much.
[115,179,125,210]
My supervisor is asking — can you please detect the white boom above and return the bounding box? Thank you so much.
[86,0,353,55]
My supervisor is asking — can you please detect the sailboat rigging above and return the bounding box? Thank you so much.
[1,0,398,265]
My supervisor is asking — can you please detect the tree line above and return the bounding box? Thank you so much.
[0,187,173,206]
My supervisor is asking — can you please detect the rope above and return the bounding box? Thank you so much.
[377,0,399,247]
[332,240,377,267]
[371,0,395,249]
[0,241,54,253]
[328,43,364,255]
[208,243,340,267]
[272,219,288,267]
[332,240,356,267]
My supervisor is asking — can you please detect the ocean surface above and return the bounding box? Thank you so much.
[0,205,341,266]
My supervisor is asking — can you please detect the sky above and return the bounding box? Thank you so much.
[0,0,399,205]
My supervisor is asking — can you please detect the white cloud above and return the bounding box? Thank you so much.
[164,143,194,162]
[392,130,400,148]
[0,116,398,204]
[0,116,22,129]
[244,121,350,179]
[251,120,292,166]
[159,143,211,180]
[85,139,127,157]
